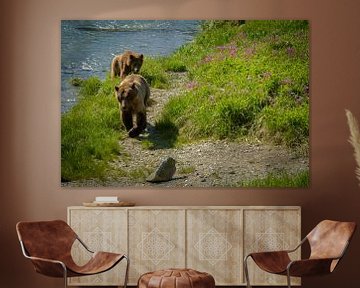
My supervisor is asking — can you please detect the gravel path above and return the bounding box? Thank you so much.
[64,72,308,187]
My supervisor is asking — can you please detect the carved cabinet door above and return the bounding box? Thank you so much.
[128,209,186,284]
[187,209,243,285]
[243,208,301,286]
[67,208,128,286]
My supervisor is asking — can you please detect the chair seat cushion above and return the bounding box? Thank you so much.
[66,252,125,276]
[138,268,215,288]
[250,251,291,274]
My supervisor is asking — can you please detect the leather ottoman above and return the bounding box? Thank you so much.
[138,268,215,288]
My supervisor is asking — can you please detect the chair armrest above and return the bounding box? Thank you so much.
[244,237,307,261]
[19,240,67,277]
[25,255,65,265]
[247,250,290,258]
[245,236,306,258]
[286,237,307,253]
[25,255,67,277]
[287,258,335,277]
[76,236,94,253]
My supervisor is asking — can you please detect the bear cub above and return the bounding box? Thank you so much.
[111,51,143,79]
[115,74,150,138]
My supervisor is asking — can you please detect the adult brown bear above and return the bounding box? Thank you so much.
[115,74,150,138]
[111,51,144,79]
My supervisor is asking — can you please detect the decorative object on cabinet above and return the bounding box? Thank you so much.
[16,220,129,288]
[244,219,356,288]
[68,206,300,286]
[82,195,135,207]
[83,201,135,207]
[138,268,215,288]
[94,196,120,203]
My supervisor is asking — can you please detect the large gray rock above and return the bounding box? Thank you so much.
[146,157,176,183]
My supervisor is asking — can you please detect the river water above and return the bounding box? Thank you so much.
[61,20,200,113]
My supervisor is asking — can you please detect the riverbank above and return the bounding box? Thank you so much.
[61,20,200,112]
[61,20,309,187]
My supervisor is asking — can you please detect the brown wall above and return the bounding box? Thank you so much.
[1,0,360,287]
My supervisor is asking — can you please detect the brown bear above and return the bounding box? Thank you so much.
[111,51,144,79]
[115,74,150,138]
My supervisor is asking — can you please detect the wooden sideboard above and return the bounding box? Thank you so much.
[67,206,301,286]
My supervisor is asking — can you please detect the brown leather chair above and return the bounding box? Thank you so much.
[16,220,129,288]
[244,220,356,288]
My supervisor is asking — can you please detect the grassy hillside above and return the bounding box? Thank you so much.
[61,20,309,182]
[155,20,309,148]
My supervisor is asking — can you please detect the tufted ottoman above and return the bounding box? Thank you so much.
[138,268,215,288]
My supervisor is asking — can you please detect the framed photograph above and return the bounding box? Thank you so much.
[61,20,309,188]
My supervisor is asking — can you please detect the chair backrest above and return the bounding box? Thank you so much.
[16,220,77,261]
[306,220,356,264]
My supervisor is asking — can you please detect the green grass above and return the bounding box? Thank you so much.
[141,57,169,89]
[61,76,124,181]
[155,20,309,148]
[128,167,152,181]
[238,170,309,187]
[179,166,196,175]
[69,77,84,86]
[162,56,187,72]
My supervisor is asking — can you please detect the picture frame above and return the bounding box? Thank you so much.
[61,20,309,188]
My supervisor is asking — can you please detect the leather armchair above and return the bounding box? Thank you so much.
[16,219,129,288]
[244,220,356,288]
